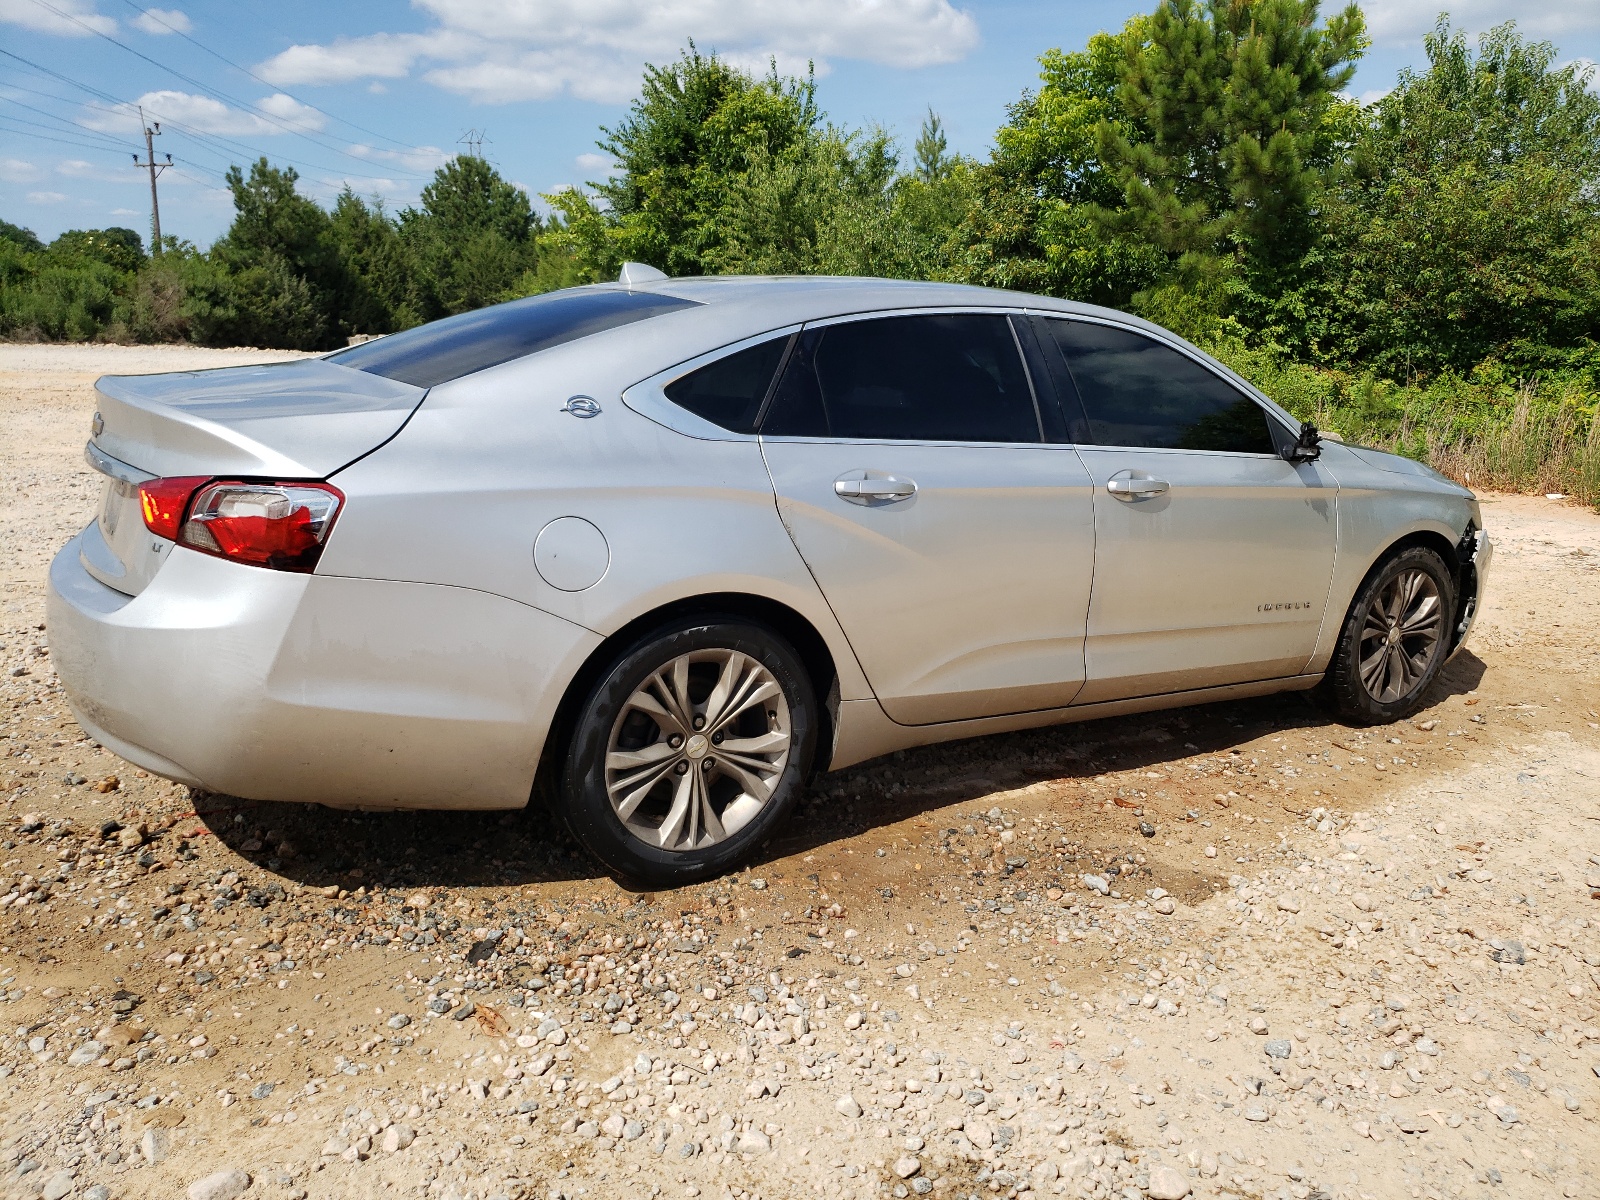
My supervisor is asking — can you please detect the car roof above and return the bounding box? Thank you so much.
[636,274,1135,329]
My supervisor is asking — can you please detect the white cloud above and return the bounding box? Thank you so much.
[1362,0,1600,46]
[258,33,432,87]
[254,92,328,131]
[0,0,114,36]
[346,142,451,173]
[575,152,616,172]
[255,0,979,104]
[110,207,139,216]
[80,90,327,137]
[2,157,42,182]
[131,6,190,34]
[27,190,69,203]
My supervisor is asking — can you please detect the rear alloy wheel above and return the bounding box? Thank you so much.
[1326,546,1455,723]
[562,618,816,886]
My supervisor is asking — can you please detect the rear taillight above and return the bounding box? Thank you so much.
[138,476,209,541]
[138,477,344,573]
[180,481,344,573]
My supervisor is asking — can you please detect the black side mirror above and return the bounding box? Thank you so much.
[1283,421,1321,463]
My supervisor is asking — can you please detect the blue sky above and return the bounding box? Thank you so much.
[3,0,1597,248]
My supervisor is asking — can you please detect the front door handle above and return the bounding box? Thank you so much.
[1106,477,1169,498]
[835,476,917,502]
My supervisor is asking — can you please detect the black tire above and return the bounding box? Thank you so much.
[1324,545,1456,724]
[560,616,817,887]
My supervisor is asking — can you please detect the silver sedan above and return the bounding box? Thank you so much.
[48,269,1491,885]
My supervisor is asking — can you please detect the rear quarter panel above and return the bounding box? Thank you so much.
[315,319,874,702]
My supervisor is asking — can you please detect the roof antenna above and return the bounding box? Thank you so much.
[618,262,668,287]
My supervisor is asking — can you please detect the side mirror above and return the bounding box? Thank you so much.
[1283,421,1321,464]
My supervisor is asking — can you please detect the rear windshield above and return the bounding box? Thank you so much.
[329,287,701,389]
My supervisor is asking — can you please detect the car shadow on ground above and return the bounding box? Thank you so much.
[193,650,1489,896]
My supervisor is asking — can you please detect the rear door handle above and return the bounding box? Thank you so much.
[1106,477,1169,497]
[835,476,917,502]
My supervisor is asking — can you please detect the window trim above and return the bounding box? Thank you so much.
[1024,310,1298,457]
[755,306,1050,448]
[621,324,804,442]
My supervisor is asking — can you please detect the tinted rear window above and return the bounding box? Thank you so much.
[664,336,791,433]
[330,288,701,389]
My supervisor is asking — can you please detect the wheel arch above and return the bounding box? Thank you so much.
[1354,527,1478,654]
[530,591,840,810]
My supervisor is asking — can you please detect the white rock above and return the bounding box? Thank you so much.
[67,1040,103,1066]
[1154,896,1177,915]
[738,1130,771,1154]
[836,1094,863,1118]
[140,1127,170,1164]
[1276,896,1301,913]
[893,1156,921,1178]
[187,1168,251,1200]
[1147,1164,1192,1199]
[41,1170,75,1200]
[381,1124,415,1153]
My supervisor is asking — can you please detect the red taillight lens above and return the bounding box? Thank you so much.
[178,481,344,573]
[138,476,209,540]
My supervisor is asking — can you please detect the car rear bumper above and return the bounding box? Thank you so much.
[48,528,601,809]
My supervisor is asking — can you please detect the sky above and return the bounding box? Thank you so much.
[3,0,1598,249]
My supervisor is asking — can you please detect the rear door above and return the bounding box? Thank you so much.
[758,311,1096,725]
[1031,316,1338,703]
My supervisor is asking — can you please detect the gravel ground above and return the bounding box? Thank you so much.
[2,343,1600,1200]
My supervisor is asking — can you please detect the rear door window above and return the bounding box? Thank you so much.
[1037,318,1276,454]
[330,287,700,389]
[761,313,1040,443]
[663,336,791,433]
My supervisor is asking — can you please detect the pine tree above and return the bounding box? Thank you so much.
[1096,0,1365,273]
[913,109,951,182]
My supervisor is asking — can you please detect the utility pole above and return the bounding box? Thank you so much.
[132,107,171,255]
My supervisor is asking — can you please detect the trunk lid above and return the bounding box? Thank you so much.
[83,358,424,596]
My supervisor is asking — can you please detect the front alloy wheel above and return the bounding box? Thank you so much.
[562,617,816,886]
[1356,568,1444,704]
[1326,546,1455,723]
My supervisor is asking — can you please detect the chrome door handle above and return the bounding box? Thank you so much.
[1106,477,1169,497]
[835,477,917,501]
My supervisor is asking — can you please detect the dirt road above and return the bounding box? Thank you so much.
[2,344,1599,1200]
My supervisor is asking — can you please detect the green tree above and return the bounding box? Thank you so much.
[1311,20,1600,375]
[913,109,952,182]
[952,25,1166,304]
[398,156,542,317]
[594,44,822,275]
[210,159,341,348]
[1094,0,1365,333]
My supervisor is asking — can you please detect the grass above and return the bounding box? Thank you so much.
[1215,341,1600,508]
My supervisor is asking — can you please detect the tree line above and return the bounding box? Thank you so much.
[2,2,1598,497]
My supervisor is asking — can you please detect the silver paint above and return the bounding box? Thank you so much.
[47,276,1492,816]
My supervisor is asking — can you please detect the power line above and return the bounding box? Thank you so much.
[0,94,138,151]
[0,119,139,154]
[1,52,424,188]
[112,0,417,152]
[25,0,426,172]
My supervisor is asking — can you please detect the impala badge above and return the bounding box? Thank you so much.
[563,395,601,418]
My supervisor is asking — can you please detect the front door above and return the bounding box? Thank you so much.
[1030,316,1339,704]
[759,312,1097,725]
